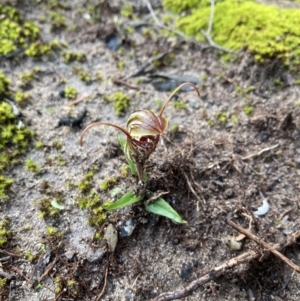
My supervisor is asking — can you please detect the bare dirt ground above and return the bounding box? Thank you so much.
[1,1,300,301]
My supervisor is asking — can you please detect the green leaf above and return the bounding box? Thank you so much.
[50,199,65,210]
[146,198,186,224]
[104,191,142,210]
[117,134,136,175]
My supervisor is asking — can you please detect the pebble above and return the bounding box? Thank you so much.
[119,218,137,237]
[188,98,201,110]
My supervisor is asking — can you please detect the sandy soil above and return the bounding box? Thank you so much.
[1,1,300,301]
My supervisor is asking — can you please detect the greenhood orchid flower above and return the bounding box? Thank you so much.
[80,82,200,182]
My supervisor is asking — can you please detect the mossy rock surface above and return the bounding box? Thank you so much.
[163,0,300,67]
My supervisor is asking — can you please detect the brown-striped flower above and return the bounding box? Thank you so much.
[80,82,200,182]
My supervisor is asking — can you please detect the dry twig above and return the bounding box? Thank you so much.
[149,221,300,301]
[123,51,172,80]
[200,0,233,53]
[228,220,300,273]
[143,0,206,49]
[241,144,279,160]
[112,78,139,90]
[94,265,109,301]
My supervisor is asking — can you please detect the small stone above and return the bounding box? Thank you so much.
[260,131,269,143]
[119,218,137,237]
[188,98,201,110]
[86,248,106,263]
[104,224,118,252]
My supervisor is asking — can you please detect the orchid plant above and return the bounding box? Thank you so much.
[80,82,200,223]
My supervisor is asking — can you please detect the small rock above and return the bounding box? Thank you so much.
[119,218,137,237]
[104,224,118,252]
[180,262,193,280]
[260,131,269,143]
[86,248,106,263]
[188,98,201,110]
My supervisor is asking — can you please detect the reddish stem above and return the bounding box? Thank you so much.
[158,82,200,117]
[79,122,132,146]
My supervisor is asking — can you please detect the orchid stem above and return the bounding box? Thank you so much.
[158,82,200,117]
[79,122,131,146]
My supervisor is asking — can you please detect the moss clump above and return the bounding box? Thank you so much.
[25,250,37,262]
[100,177,117,191]
[0,217,11,246]
[20,71,34,86]
[52,140,63,150]
[0,176,13,200]
[0,72,11,96]
[34,141,44,149]
[0,4,40,56]
[216,111,228,124]
[77,171,94,193]
[49,11,66,31]
[244,105,254,115]
[173,100,186,110]
[15,91,30,103]
[64,86,77,99]
[165,0,300,67]
[163,0,199,13]
[121,3,134,18]
[0,97,33,198]
[72,66,91,84]
[38,196,64,219]
[104,92,131,116]
[62,51,86,63]
[24,158,41,172]
[45,226,60,237]
[76,190,106,226]
[120,164,129,177]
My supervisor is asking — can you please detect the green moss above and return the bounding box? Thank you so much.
[231,115,239,124]
[163,0,200,13]
[76,190,106,226]
[49,11,66,30]
[171,124,179,131]
[100,177,117,191]
[120,164,129,177]
[25,250,36,262]
[0,278,6,290]
[104,92,131,116]
[25,158,41,172]
[38,197,64,219]
[0,5,40,56]
[244,105,254,115]
[0,217,11,246]
[216,111,228,124]
[173,100,186,110]
[72,66,91,83]
[64,86,77,99]
[0,72,11,96]
[24,42,52,56]
[55,154,66,166]
[15,91,30,103]
[52,140,63,150]
[95,72,103,81]
[165,0,300,67]
[121,3,134,18]
[45,226,60,236]
[34,141,44,149]
[62,50,86,63]
[117,61,125,70]
[19,70,37,86]
[77,171,94,193]
[0,97,33,198]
